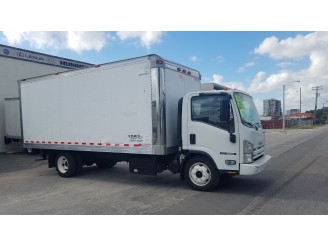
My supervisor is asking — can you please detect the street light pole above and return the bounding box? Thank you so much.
[283,80,300,131]
[299,86,302,126]
[283,84,285,130]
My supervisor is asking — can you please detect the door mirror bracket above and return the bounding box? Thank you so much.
[230,133,236,143]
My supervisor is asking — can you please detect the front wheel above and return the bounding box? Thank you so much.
[184,156,220,191]
[55,152,77,177]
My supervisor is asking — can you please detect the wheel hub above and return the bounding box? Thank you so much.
[189,163,211,187]
[196,171,203,178]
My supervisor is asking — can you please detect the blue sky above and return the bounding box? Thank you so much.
[0,31,328,114]
[1,31,327,114]
[1,0,328,117]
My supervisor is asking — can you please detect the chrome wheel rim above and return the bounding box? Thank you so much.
[57,156,69,173]
[189,162,211,187]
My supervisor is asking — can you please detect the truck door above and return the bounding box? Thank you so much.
[186,93,239,171]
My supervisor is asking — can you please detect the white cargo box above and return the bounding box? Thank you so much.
[19,55,201,156]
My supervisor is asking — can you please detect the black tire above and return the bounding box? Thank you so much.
[55,152,78,177]
[184,156,220,191]
[95,160,116,169]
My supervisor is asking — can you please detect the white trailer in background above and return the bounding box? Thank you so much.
[19,54,271,191]
[4,97,21,144]
[0,44,93,153]
[4,97,41,155]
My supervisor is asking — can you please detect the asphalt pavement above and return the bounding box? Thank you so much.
[0,125,327,215]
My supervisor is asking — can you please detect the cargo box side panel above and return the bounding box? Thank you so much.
[164,69,200,152]
[20,61,153,154]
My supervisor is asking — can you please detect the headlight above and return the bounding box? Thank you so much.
[243,140,253,163]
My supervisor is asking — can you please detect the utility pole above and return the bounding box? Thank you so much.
[312,86,323,122]
[283,81,300,130]
[312,86,323,111]
[322,100,328,124]
[299,86,302,126]
[283,85,285,130]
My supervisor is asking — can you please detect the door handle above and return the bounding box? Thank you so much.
[190,134,196,144]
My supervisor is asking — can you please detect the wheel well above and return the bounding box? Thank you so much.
[180,152,216,180]
[48,150,58,168]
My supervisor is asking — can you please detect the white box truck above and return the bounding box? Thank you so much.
[19,54,271,191]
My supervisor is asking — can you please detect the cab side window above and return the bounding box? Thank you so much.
[191,95,232,131]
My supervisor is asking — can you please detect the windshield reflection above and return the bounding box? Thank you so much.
[234,92,261,129]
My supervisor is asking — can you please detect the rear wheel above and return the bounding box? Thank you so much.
[26,148,34,154]
[55,152,77,177]
[184,156,220,191]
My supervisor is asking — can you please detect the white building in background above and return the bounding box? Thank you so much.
[0,44,93,153]
[263,98,282,117]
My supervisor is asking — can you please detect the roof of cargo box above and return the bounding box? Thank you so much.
[18,54,201,83]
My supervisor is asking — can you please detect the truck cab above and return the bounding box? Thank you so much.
[180,89,271,190]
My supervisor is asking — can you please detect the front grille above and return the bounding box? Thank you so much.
[254,154,264,161]
[253,145,265,160]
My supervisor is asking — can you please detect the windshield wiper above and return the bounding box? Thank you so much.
[243,120,258,130]
[255,122,263,129]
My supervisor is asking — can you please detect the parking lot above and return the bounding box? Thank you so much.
[0,152,195,215]
[0,125,327,215]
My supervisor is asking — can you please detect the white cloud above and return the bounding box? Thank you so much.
[2,31,24,44]
[3,31,65,50]
[250,32,328,112]
[211,74,246,91]
[277,62,297,68]
[116,31,163,49]
[247,71,291,94]
[2,31,107,53]
[212,74,224,84]
[190,55,198,62]
[237,61,255,73]
[66,32,107,53]
[253,32,328,60]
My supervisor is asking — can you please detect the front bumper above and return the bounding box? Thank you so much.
[240,154,271,175]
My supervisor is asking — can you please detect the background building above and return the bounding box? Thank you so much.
[263,98,282,117]
[287,109,300,115]
[0,44,93,152]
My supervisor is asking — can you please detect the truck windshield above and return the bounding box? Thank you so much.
[234,92,261,129]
